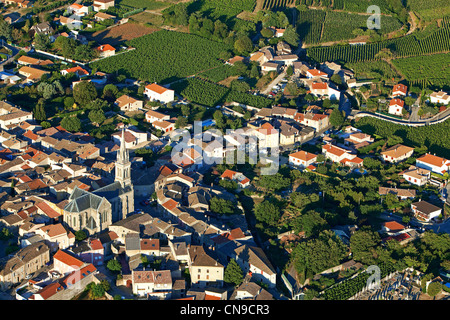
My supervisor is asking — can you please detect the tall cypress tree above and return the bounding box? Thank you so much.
[33,98,46,122]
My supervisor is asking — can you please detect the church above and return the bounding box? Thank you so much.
[63,130,135,235]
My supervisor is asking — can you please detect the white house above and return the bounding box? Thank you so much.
[401,166,431,186]
[392,83,407,97]
[416,153,450,175]
[310,82,340,100]
[220,169,250,188]
[322,144,361,166]
[289,150,317,168]
[115,95,143,112]
[430,91,450,105]
[388,98,404,116]
[131,269,172,298]
[306,69,329,80]
[411,200,442,221]
[67,3,90,17]
[93,0,115,12]
[381,144,414,163]
[145,110,170,124]
[144,83,175,104]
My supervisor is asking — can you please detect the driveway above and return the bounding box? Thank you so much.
[261,69,287,95]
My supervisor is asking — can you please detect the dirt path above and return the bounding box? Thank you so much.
[406,11,418,35]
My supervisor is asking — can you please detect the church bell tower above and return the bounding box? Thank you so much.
[115,129,132,187]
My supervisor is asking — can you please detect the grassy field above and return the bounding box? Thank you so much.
[407,0,450,21]
[130,11,165,26]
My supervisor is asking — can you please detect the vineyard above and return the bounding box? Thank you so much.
[354,117,450,158]
[322,263,396,300]
[197,64,241,83]
[296,9,326,45]
[297,0,401,15]
[320,11,402,43]
[344,60,401,81]
[116,0,171,10]
[307,16,450,63]
[188,0,256,21]
[90,30,231,84]
[296,10,402,45]
[260,0,295,10]
[171,77,273,108]
[391,53,450,88]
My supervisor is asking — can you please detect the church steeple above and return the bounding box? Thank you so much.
[115,128,131,187]
[117,128,129,164]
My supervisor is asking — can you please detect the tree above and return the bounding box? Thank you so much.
[87,283,105,299]
[33,98,46,121]
[73,81,97,106]
[174,3,188,26]
[181,104,190,117]
[329,108,345,128]
[231,80,250,93]
[261,27,274,38]
[283,25,299,47]
[234,35,253,55]
[175,116,188,129]
[224,259,243,287]
[427,282,442,297]
[250,63,260,79]
[89,109,106,125]
[254,200,281,225]
[213,110,225,129]
[107,259,122,273]
[0,21,12,42]
[350,229,381,265]
[34,33,51,51]
[64,96,75,109]
[74,230,87,241]
[60,116,82,132]
[219,50,233,61]
[102,84,119,101]
[218,179,238,192]
[257,173,290,191]
[292,231,347,276]
[294,211,328,237]
[41,121,51,129]
[210,196,236,215]
[330,74,342,86]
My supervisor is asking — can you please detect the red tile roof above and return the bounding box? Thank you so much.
[97,44,115,52]
[35,282,63,300]
[89,239,103,251]
[417,153,449,167]
[62,264,97,287]
[393,84,407,95]
[221,169,237,180]
[390,98,404,107]
[53,250,84,268]
[311,82,328,90]
[383,221,406,232]
[36,201,60,218]
[162,199,178,211]
[289,150,317,162]
[145,83,169,95]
